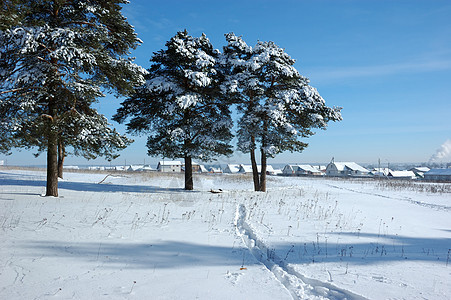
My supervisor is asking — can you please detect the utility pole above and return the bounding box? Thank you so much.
[378,158,381,178]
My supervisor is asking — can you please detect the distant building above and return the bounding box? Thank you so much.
[424,169,451,182]
[239,164,256,174]
[282,165,298,175]
[371,168,392,177]
[223,164,240,174]
[199,164,208,173]
[89,166,105,171]
[326,162,370,177]
[0,160,4,166]
[239,164,275,174]
[387,170,416,180]
[127,165,144,172]
[141,165,155,171]
[271,169,283,176]
[182,162,207,173]
[409,167,430,179]
[63,165,79,170]
[157,161,182,172]
[209,167,222,173]
[282,164,322,176]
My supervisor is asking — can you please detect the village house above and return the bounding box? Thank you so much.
[182,162,208,173]
[424,169,451,182]
[209,167,222,173]
[387,170,416,180]
[157,161,182,172]
[409,167,430,179]
[326,162,370,177]
[126,164,155,172]
[371,167,392,177]
[223,164,240,174]
[239,164,275,175]
[282,165,298,175]
[282,164,322,176]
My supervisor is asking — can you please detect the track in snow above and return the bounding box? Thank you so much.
[235,204,367,300]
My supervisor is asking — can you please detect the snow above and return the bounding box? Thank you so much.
[1,169,450,299]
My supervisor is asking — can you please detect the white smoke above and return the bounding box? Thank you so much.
[429,139,451,162]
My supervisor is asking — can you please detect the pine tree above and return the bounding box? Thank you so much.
[0,1,144,196]
[114,30,233,190]
[222,33,342,191]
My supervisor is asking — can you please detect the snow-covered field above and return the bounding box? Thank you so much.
[1,169,450,299]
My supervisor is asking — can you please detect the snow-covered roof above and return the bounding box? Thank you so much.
[283,165,297,171]
[388,171,416,178]
[224,164,240,173]
[158,161,182,166]
[271,169,283,175]
[371,168,392,176]
[239,165,274,173]
[128,165,144,171]
[239,165,254,173]
[332,162,369,173]
[410,167,430,173]
[298,165,321,173]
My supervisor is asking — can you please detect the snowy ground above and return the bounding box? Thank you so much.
[0,168,450,299]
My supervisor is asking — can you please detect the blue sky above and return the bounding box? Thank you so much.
[3,0,451,166]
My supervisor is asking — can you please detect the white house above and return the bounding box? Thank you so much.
[199,164,208,173]
[271,169,283,176]
[209,167,222,173]
[282,165,298,175]
[127,165,144,172]
[157,161,182,172]
[326,162,370,177]
[239,164,255,174]
[371,167,392,177]
[388,170,416,180]
[223,164,240,174]
[297,165,322,176]
[141,165,154,171]
[282,164,322,176]
[409,167,430,178]
[239,164,274,174]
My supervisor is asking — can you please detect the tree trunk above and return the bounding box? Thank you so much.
[250,136,260,191]
[46,129,59,197]
[184,155,194,190]
[259,148,267,192]
[57,139,65,179]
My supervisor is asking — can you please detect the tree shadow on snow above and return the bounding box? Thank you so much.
[0,172,191,194]
[270,232,451,266]
[20,240,253,269]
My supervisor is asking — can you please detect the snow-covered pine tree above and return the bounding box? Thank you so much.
[0,1,145,196]
[114,30,233,190]
[222,33,342,191]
